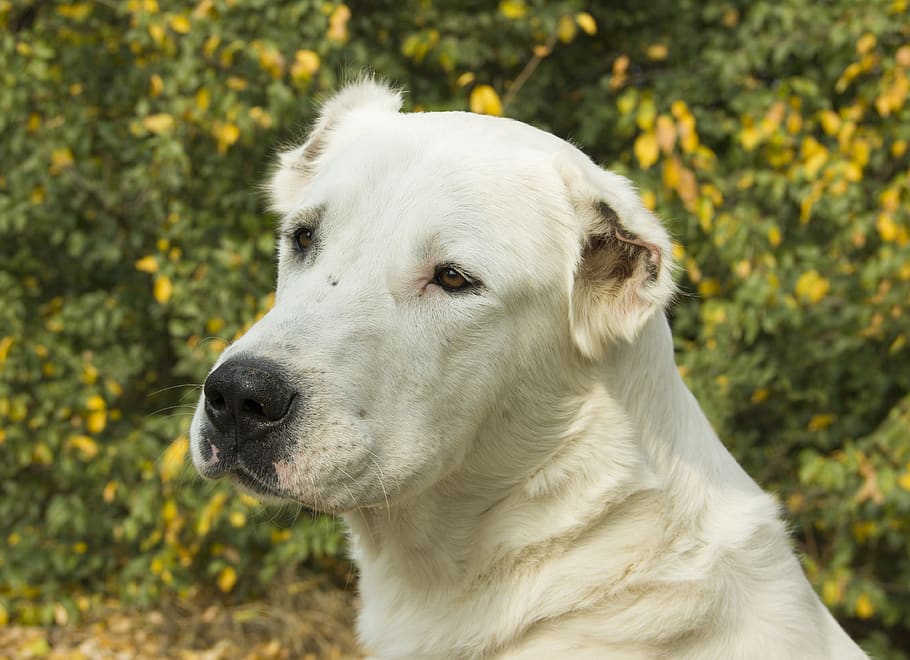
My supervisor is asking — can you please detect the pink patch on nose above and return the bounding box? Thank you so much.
[205,442,220,466]
[274,460,295,488]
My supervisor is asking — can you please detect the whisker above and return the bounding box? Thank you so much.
[146,383,202,398]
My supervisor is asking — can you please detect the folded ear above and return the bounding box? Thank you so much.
[558,156,676,358]
[267,76,403,214]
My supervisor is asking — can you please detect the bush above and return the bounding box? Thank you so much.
[1,0,907,654]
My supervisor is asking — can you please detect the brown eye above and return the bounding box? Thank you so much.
[294,228,314,252]
[434,266,471,291]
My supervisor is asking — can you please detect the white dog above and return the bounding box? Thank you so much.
[189,79,868,659]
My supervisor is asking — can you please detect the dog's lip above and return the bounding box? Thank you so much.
[232,464,285,496]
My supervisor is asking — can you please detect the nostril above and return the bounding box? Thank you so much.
[208,393,226,409]
[241,398,265,417]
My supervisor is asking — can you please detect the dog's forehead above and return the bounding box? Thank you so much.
[291,110,578,253]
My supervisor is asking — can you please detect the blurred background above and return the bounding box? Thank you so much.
[2,0,909,657]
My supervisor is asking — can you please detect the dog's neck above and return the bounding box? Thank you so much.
[603,313,761,506]
[344,313,765,654]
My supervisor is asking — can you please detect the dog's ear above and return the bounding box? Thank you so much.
[267,77,403,214]
[558,156,676,358]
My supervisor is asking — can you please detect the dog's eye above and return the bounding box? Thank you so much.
[293,228,314,252]
[434,265,473,292]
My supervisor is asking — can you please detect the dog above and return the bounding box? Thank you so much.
[189,78,868,659]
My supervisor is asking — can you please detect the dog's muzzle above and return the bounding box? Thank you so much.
[198,358,297,480]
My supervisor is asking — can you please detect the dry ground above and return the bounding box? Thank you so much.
[0,573,363,660]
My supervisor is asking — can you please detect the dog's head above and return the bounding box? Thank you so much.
[189,79,675,512]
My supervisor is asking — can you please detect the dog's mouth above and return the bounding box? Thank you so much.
[231,464,297,502]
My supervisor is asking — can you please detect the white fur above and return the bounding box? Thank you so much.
[190,79,868,659]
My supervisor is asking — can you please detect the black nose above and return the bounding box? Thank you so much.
[203,359,297,439]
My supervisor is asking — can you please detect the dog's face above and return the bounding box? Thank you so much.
[189,81,675,512]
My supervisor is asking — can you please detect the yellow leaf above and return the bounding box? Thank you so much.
[877,213,898,242]
[795,269,830,304]
[662,156,681,190]
[327,4,351,43]
[655,115,676,154]
[819,110,840,135]
[249,106,272,129]
[271,529,292,543]
[751,388,770,403]
[698,278,721,297]
[640,189,656,210]
[50,148,74,174]
[86,410,107,434]
[739,124,761,151]
[678,114,699,153]
[69,434,98,458]
[499,0,527,19]
[147,22,165,44]
[57,3,93,20]
[195,87,210,111]
[557,15,577,43]
[636,96,656,131]
[203,34,220,57]
[897,45,910,68]
[160,435,189,482]
[854,593,875,619]
[807,413,835,431]
[149,74,164,97]
[162,499,177,523]
[135,255,158,273]
[212,122,240,153]
[257,45,285,79]
[634,131,659,169]
[822,579,843,606]
[143,113,175,135]
[229,511,247,527]
[154,275,173,304]
[856,32,876,56]
[197,493,227,536]
[898,466,910,491]
[768,226,782,247]
[103,480,118,502]
[646,43,668,60]
[86,394,106,411]
[27,113,41,133]
[82,363,98,385]
[469,84,503,116]
[0,336,13,362]
[611,54,630,89]
[456,72,475,87]
[616,90,636,116]
[575,12,597,35]
[291,49,320,81]
[169,14,190,34]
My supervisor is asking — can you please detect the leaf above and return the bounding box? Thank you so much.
[633,131,659,169]
[169,14,191,34]
[217,566,237,592]
[327,4,351,43]
[160,436,189,483]
[142,113,175,135]
[69,435,99,458]
[795,270,830,304]
[291,50,320,81]
[86,410,107,434]
[575,12,597,35]
[469,85,503,116]
[153,275,173,304]
[135,255,158,273]
[499,0,527,20]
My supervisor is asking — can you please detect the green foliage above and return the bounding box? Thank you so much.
[1,0,908,654]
